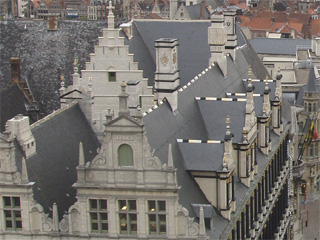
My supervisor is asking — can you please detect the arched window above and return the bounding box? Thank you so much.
[118,144,133,166]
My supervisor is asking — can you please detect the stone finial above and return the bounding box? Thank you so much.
[21,157,29,184]
[199,206,206,236]
[105,108,113,123]
[73,58,79,74]
[88,77,92,87]
[134,106,143,123]
[168,143,174,168]
[107,0,115,29]
[60,75,65,90]
[222,156,228,171]
[118,81,130,117]
[79,142,85,166]
[53,203,59,232]
[226,115,230,133]
[243,127,248,143]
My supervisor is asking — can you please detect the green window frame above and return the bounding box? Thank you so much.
[118,200,137,234]
[3,196,22,231]
[89,199,108,233]
[118,144,133,166]
[147,200,166,235]
[108,72,116,82]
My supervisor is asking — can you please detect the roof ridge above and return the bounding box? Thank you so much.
[30,101,78,129]
[177,63,215,94]
[195,97,247,102]
[177,139,224,144]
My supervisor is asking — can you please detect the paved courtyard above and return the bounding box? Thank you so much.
[300,196,320,240]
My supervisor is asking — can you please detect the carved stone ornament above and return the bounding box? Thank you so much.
[59,214,69,232]
[42,213,53,232]
[0,152,8,169]
[160,54,169,66]
[188,218,199,236]
[12,171,21,184]
[145,149,161,169]
[91,146,107,167]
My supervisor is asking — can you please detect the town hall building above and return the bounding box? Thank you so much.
[0,4,293,239]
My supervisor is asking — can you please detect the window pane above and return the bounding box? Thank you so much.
[101,223,108,232]
[90,199,98,210]
[100,200,107,210]
[5,210,12,218]
[119,200,127,211]
[129,200,136,211]
[130,214,137,234]
[91,212,98,220]
[120,213,127,233]
[148,200,155,211]
[149,215,157,234]
[4,197,11,207]
[101,213,108,220]
[91,222,98,232]
[158,201,166,211]
[13,197,20,208]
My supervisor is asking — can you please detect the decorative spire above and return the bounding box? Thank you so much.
[225,115,233,141]
[21,157,29,184]
[79,142,85,166]
[52,203,59,232]
[107,0,115,29]
[248,65,252,79]
[73,58,78,74]
[199,206,206,236]
[168,143,174,168]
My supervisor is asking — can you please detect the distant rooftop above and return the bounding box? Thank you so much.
[250,38,311,55]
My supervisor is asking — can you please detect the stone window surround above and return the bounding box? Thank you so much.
[2,196,22,231]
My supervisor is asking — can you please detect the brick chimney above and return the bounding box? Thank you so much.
[10,57,21,84]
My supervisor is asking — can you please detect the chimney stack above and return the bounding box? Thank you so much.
[208,14,227,76]
[10,57,21,84]
[223,10,237,60]
[154,38,180,111]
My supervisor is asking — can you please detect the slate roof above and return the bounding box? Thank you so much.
[127,20,267,87]
[178,141,225,171]
[197,99,246,142]
[0,83,28,132]
[142,28,291,237]
[186,3,210,20]
[0,20,107,115]
[305,67,318,93]
[250,38,311,55]
[27,103,100,219]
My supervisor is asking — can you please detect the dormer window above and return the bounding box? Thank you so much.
[118,144,133,166]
